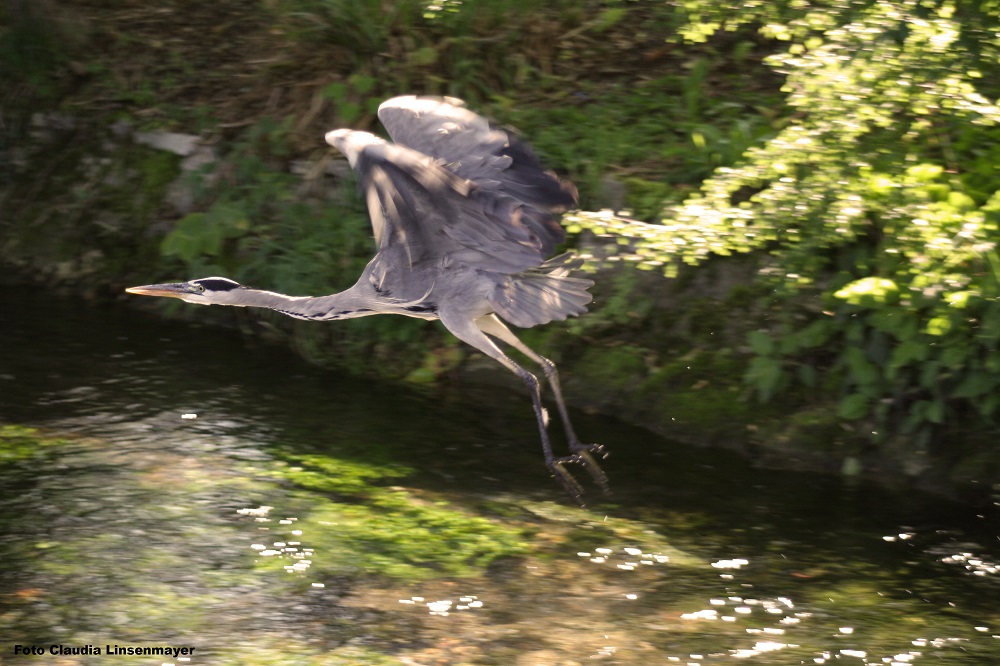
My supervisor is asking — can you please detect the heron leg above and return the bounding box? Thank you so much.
[475,315,609,494]
[440,313,593,504]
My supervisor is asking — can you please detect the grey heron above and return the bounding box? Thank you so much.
[126,95,608,502]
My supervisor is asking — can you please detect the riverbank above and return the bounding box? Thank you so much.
[3,0,997,501]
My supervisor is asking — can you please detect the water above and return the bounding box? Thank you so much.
[1,286,998,665]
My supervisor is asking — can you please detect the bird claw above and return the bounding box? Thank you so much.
[547,445,611,507]
[548,459,587,506]
[571,441,608,460]
[568,442,611,494]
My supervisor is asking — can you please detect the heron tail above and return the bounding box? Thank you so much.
[488,253,594,328]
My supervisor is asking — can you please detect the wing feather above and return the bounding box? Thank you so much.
[327,97,592,329]
[347,140,550,273]
[378,95,577,255]
[488,254,594,328]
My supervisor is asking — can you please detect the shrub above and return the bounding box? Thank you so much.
[572,0,1000,455]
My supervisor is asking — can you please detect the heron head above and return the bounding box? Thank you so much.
[125,277,246,305]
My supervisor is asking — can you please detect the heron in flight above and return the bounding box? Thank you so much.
[127,95,608,502]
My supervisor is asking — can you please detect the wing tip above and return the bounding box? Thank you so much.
[378,95,469,122]
[325,129,384,167]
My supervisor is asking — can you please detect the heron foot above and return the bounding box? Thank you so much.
[548,459,587,506]
[547,448,611,506]
[570,441,608,459]
[567,442,611,494]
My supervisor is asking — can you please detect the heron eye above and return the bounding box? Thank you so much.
[193,283,206,293]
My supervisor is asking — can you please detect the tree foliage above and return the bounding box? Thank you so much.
[571,0,1000,454]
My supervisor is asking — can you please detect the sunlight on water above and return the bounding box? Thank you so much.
[239,507,315,575]
[3,288,999,664]
[880,530,916,542]
[602,541,999,664]
[936,546,1000,577]
[676,585,803,661]
[576,545,671,572]
[711,558,750,569]
[731,641,793,659]
[398,595,485,616]
[520,526,1000,664]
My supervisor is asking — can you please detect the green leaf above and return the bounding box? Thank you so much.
[838,393,869,420]
[594,7,627,32]
[888,339,930,369]
[744,356,785,402]
[919,361,941,390]
[748,330,775,355]
[796,363,817,387]
[207,202,250,237]
[834,277,899,307]
[844,346,879,387]
[867,310,917,340]
[339,101,361,123]
[795,318,834,348]
[322,82,348,102]
[348,73,376,95]
[952,371,999,399]
[409,47,438,67]
[905,163,944,182]
[925,316,952,336]
[927,399,945,424]
[946,291,973,309]
[975,392,1000,418]
[904,400,930,433]
[940,343,968,369]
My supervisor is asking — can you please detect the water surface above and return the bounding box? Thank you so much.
[1,286,998,664]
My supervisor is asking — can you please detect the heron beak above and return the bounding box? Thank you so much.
[125,283,191,299]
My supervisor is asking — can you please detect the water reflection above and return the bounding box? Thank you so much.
[1,286,999,664]
[397,595,485,616]
[936,547,999,578]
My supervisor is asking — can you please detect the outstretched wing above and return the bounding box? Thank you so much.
[377,95,577,257]
[488,253,594,328]
[327,130,556,274]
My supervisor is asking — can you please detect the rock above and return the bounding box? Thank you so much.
[180,146,217,172]
[163,146,219,214]
[134,131,200,156]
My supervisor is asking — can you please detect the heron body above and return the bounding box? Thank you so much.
[127,95,608,502]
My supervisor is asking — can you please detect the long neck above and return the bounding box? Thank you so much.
[230,284,375,321]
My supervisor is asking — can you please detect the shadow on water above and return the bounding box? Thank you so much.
[1,285,999,664]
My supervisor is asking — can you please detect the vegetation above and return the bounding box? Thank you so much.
[259,451,530,580]
[0,425,69,465]
[570,0,1000,469]
[2,0,998,484]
